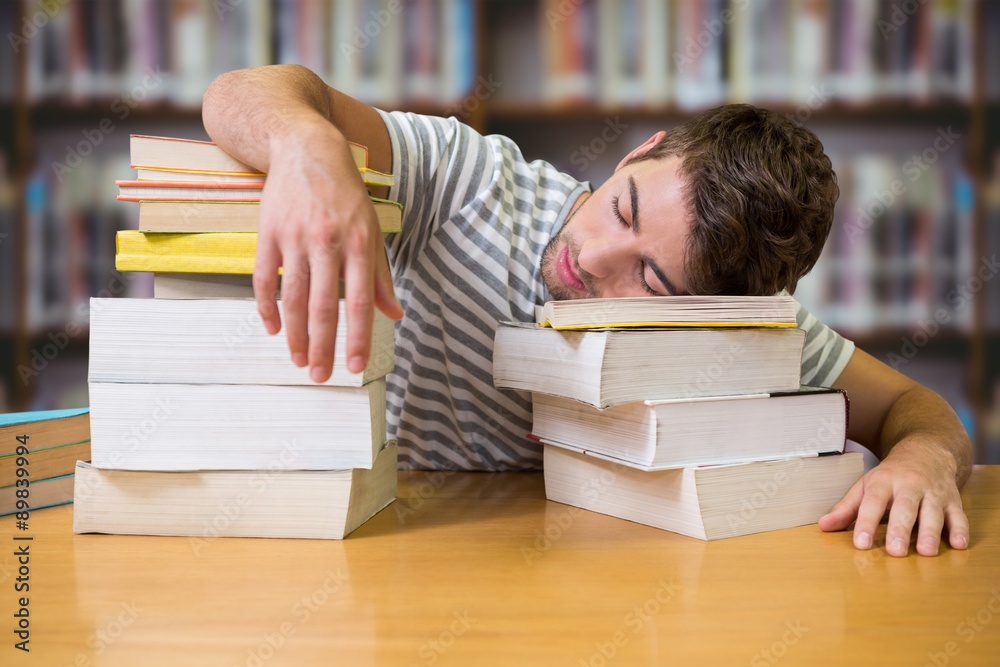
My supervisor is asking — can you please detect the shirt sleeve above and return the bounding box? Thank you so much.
[374,109,498,271]
[795,298,856,386]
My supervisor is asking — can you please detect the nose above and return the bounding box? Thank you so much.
[577,234,631,280]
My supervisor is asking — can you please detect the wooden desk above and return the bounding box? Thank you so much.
[2,468,999,666]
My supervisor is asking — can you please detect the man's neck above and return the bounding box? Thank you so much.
[569,191,591,218]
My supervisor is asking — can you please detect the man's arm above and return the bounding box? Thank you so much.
[201,64,402,382]
[819,348,972,556]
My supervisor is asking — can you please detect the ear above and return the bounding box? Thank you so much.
[614,130,668,172]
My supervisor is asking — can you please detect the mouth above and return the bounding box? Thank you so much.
[556,243,587,292]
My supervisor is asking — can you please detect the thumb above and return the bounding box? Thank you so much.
[818,476,865,532]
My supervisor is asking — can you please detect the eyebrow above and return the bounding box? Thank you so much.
[629,175,684,296]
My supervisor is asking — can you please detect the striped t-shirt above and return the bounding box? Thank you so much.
[377,110,855,471]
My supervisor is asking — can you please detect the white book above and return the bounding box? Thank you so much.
[73,442,398,540]
[88,380,386,471]
[543,445,864,541]
[493,323,805,409]
[89,298,394,387]
[532,387,847,470]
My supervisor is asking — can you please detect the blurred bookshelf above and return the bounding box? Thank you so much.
[0,0,998,461]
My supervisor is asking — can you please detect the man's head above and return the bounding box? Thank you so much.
[540,104,839,300]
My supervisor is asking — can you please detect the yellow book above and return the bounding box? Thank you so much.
[117,232,259,274]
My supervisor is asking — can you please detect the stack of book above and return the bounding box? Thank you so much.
[73,135,400,540]
[1,408,90,516]
[494,295,864,541]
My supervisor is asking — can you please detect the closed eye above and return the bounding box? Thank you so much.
[638,264,660,295]
[611,195,630,229]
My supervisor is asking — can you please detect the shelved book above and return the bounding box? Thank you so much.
[129,134,396,188]
[0,408,91,516]
[534,295,797,329]
[543,445,864,541]
[73,442,398,540]
[531,387,848,470]
[89,298,394,387]
[493,323,805,408]
[88,380,386,471]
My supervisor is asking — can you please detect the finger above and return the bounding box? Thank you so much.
[343,229,375,375]
[374,243,403,320]
[884,489,923,557]
[280,252,310,368]
[307,242,341,384]
[852,482,893,551]
[915,499,945,556]
[818,476,864,532]
[944,503,970,551]
[253,233,282,335]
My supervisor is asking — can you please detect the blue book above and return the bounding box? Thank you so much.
[0,407,89,427]
[1,473,76,517]
[1,407,90,454]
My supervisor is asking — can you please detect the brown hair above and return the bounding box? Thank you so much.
[627,104,839,296]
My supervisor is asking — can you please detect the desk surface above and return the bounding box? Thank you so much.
[2,467,999,666]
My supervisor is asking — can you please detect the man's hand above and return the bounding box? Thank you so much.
[826,349,973,557]
[819,436,969,557]
[202,65,403,383]
[255,119,403,382]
